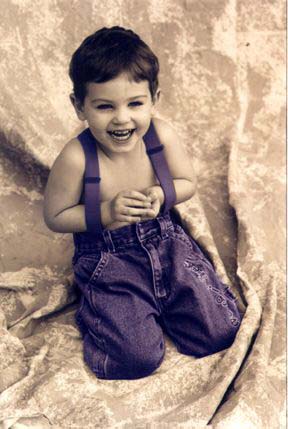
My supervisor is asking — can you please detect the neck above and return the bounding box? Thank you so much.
[99,139,146,164]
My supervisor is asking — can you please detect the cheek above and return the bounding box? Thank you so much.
[88,111,110,128]
[137,108,153,123]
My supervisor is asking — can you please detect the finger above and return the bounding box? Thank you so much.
[141,211,156,222]
[144,213,156,221]
[121,206,155,216]
[152,201,160,210]
[121,190,149,201]
[123,198,152,208]
[146,191,158,202]
[117,212,142,223]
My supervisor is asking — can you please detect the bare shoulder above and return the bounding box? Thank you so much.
[52,137,85,173]
[151,117,196,183]
[152,117,179,146]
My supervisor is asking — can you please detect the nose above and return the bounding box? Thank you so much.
[112,107,131,125]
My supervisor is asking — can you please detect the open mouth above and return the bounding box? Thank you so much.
[107,128,136,142]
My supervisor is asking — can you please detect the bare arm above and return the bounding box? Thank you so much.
[147,178,196,207]
[43,139,152,233]
[146,118,197,206]
[43,138,113,233]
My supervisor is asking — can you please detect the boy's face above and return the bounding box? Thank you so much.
[72,73,158,157]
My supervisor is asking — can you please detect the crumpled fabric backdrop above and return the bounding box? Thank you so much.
[0,0,285,428]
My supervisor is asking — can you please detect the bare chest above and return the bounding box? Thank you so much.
[80,153,159,203]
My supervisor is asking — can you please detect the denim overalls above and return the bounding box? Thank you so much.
[72,121,242,380]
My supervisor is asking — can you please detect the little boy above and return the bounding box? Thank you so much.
[44,26,242,380]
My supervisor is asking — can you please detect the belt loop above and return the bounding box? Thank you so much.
[164,211,173,230]
[103,230,115,252]
[157,216,169,239]
[135,223,143,243]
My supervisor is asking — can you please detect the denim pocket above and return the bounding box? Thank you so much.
[73,252,108,287]
[171,224,194,250]
[172,225,215,269]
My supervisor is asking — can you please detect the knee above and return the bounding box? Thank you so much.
[178,318,241,358]
[200,304,243,357]
[121,339,165,379]
[200,321,241,357]
[84,332,165,380]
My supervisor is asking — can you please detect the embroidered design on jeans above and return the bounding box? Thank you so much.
[183,257,208,280]
[183,256,240,327]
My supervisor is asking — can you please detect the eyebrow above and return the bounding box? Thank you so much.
[91,95,148,103]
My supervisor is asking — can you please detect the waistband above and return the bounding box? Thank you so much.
[73,212,176,253]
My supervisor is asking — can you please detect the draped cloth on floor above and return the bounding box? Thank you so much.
[0,2,285,428]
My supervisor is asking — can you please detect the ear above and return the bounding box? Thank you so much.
[153,89,161,105]
[69,93,86,121]
[151,89,161,114]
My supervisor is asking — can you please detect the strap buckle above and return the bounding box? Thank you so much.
[84,177,101,184]
[146,144,164,155]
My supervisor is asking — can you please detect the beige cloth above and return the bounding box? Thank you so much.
[0,1,285,428]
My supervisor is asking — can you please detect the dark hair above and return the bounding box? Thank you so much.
[69,26,159,104]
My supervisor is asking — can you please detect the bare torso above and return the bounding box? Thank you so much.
[79,140,160,230]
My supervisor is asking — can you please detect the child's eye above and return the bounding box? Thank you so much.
[96,104,113,110]
[129,101,143,107]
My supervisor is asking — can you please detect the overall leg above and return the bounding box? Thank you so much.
[73,236,165,380]
[159,224,242,357]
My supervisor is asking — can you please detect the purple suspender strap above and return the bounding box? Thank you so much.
[78,121,176,235]
[77,128,103,236]
[143,121,176,214]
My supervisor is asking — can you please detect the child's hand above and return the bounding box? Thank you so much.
[140,187,162,221]
[108,189,155,227]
